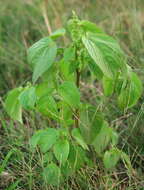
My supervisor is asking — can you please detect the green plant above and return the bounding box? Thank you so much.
[4,13,142,186]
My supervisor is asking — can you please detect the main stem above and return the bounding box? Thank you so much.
[75,68,80,128]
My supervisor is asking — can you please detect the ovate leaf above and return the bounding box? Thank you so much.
[53,139,69,164]
[30,128,59,153]
[19,86,37,110]
[72,128,89,150]
[43,163,62,186]
[103,148,121,169]
[82,33,127,78]
[5,88,23,123]
[28,37,57,83]
[58,81,80,108]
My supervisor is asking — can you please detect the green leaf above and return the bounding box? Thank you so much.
[118,72,142,109]
[30,128,59,153]
[19,86,37,110]
[80,106,104,144]
[63,47,75,62]
[43,152,53,164]
[102,76,115,96]
[72,128,89,150]
[89,60,103,79]
[82,33,127,78]
[103,148,121,169]
[58,81,80,108]
[111,131,119,146]
[36,95,58,120]
[53,139,69,164]
[92,121,112,154]
[61,144,86,177]
[79,20,103,34]
[36,82,54,98]
[50,28,66,39]
[5,88,23,123]
[59,60,75,81]
[27,37,57,83]
[43,163,62,186]
[59,101,73,126]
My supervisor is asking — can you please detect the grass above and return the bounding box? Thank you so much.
[1,0,144,189]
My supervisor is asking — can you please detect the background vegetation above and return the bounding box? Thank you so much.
[0,0,144,189]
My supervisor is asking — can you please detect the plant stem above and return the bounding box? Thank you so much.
[75,68,80,128]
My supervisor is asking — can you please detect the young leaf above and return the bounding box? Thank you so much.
[118,72,142,109]
[5,87,23,123]
[82,33,127,78]
[79,20,103,34]
[30,128,59,153]
[27,37,57,83]
[72,128,89,150]
[103,148,121,169]
[43,163,62,186]
[58,81,80,108]
[50,28,66,39]
[19,86,37,110]
[53,139,69,164]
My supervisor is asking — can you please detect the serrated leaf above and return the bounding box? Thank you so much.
[27,37,57,83]
[43,163,62,186]
[82,33,127,78]
[19,86,37,110]
[103,148,121,169]
[58,81,80,108]
[53,139,69,164]
[72,128,89,150]
[30,128,59,153]
[5,88,23,123]
[118,72,142,109]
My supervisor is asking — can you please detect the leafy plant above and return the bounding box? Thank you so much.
[4,12,142,186]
